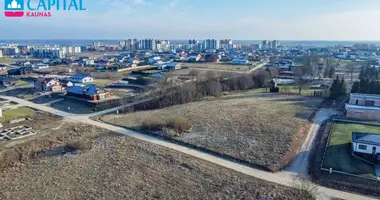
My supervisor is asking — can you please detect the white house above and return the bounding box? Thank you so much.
[33,63,49,69]
[34,78,61,92]
[71,74,94,83]
[232,58,249,65]
[352,132,380,159]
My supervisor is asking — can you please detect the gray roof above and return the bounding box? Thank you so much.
[350,93,380,100]
[352,132,380,146]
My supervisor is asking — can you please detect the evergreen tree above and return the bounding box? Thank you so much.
[340,78,347,95]
[330,76,340,98]
[351,81,360,93]
[328,67,335,78]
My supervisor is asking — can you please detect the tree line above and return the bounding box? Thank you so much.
[132,70,274,111]
[351,65,380,94]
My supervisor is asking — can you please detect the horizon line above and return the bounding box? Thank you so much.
[1,39,380,42]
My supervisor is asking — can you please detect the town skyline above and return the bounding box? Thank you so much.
[1,0,380,40]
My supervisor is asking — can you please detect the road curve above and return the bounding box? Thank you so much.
[0,95,377,200]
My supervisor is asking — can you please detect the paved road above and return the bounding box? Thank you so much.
[0,95,377,200]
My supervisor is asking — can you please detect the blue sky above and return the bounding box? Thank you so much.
[1,0,380,40]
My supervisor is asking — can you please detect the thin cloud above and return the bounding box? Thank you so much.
[168,0,179,8]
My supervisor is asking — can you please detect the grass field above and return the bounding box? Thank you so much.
[322,122,380,178]
[0,107,35,124]
[18,80,29,85]
[0,124,314,200]
[101,92,323,171]
[0,57,14,64]
[278,85,329,97]
[85,79,113,87]
[0,88,39,100]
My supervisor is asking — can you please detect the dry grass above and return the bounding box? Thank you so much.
[141,117,162,131]
[65,139,92,152]
[0,120,106,172]
[167,116,191,134]
[183,63,252,71]
[0,132,314,200]
[101,92,323,171]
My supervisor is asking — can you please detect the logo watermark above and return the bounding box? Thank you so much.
[4,0,86,18]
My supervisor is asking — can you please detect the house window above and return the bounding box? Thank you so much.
[355,100,358,105]
[358,144,367,150]
[365,100,375,106]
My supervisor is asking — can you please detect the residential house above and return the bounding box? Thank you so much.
[346,93,380,121]
[204,54,220,62]
[148,56,161,64]
[352,132,380,161]
[60,79,74,87]
[66,84,111,101]
[166,62,181,70]
[71,74,94,83]
[33,63,49,69]
[0,64,6,71]
[96,60,111,70]
[158,62,181,71]
[34,78,62,92]
[232,58,249,65]
[0,76,19,87]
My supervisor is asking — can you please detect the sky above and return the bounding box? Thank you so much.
[1,0,380,40]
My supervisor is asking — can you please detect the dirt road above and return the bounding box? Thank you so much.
[0,95,376,200]
[280,109,337,176]
[186,61,268,74]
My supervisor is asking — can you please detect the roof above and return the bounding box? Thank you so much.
[350,93,380,100]
[67,84,98,96]
[352,132,380,146]
[345,103,380,111]
[37,77,54,83]
[72,73,91,79]
[166,62,180,67]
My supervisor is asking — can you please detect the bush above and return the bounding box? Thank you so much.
[292,176,318,200]
[65,140,92,152]
[142,117,162,131]
[167,116,191,134]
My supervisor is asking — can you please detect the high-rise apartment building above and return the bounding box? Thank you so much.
[272,40,280,49]
[262,40,270,49]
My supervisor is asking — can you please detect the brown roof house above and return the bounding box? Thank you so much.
[34,78,62,92]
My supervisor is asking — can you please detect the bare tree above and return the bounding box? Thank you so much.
[295,57,315,95]
[347,62,356,82]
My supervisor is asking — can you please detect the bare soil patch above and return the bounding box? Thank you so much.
[101,92,323,171]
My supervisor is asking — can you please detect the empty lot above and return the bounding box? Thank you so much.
[183,63,252,71]
[101,92,323,171]
[0,125,313,200]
